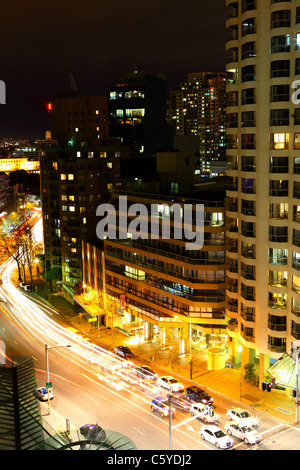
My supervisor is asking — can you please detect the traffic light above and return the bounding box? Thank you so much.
[292,389,297,398]
[267,383,272,392]
[262,381,267,391]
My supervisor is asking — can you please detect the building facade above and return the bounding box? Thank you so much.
[76,185,230,359]
[225,0,300,380]
[108,68,172,155]
[39,141,124,303]
[169,72,227,178]
[50,92,109,145]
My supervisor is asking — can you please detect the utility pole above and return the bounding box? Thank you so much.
[168,395,172,450]
[45,343,71,415]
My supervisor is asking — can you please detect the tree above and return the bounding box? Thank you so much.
[244,363,259,386]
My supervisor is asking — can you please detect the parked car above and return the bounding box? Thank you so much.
[166,394,192,412]
[80,423,106,441]
[114,345,133,358]
[35,387,54,401]
[151,397,175,418]
[185,386,213,405]
[135,365,158,381]
[157,376,184,393]
[227,408,258,427]
[19,282,26,288]
[190,403,219,423]
[199,425,233,449]
[24,285,34,292]
[225,421,262,445]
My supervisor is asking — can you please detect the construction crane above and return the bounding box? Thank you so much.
[63,56,79,92]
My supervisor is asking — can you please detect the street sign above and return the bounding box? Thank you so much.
[88,317,97,322]
[46,382,52,389]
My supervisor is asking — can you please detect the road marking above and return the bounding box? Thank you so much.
[132,426,145,436]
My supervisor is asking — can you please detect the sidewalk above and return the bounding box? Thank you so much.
[13,270,299,428]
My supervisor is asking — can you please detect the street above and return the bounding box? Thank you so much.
[1,250,300,452]
[0,217,299,451]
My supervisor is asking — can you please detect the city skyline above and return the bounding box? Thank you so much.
[0,0,226,139]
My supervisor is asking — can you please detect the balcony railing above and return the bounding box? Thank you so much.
[268,321,286,331]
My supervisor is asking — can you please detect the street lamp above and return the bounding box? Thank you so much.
[45,343,71,414]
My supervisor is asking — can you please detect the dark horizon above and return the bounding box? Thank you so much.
[0,0,226,140]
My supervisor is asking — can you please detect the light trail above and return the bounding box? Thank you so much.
[0,217,203,450]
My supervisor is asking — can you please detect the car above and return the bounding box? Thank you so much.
[151,397,175,418]
[185,385,213,405]
[35,387,54,401]
[135,365,158,381]
[157,376,184,393]
[24,285,34,292]
[199,425,233,449]
[79,423,106,441]
[227,408,258,427]
[166,394,192,412]
[190,403,219,423]
[114,345,134,358]
[225,421,262,445]
[19,282,26,288]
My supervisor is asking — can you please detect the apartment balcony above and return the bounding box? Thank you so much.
[268,300,287,310]
[241,330,255,343]
[226,301,238,313]
[268,342,286,353]
[292,283,300,294]
[291,328,300,340]
[241,291,255,302]
[241,249,256,259]
[292,259,300,271]
[269,233,288,243]
[241,164,256,173]
[291,306,300,317]
[241,207,256,217]
[269,211,288,220]
[268,321,287,332]
[241,228,256,238]
[241,269,255,280]
[268,255,288,265]
[241,311,255,323]
[269,279,287,288]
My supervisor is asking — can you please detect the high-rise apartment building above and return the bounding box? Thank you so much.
[169,72,227,178]
[77,183,227,358]
[225,0,300,381]
[39,141,124,303]
[108,68,172,155]
[50,92,109,145]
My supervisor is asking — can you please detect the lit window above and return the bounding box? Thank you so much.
[61,174,66,180]
[68,174,74,180]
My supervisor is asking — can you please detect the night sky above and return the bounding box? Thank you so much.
[0,0,226,140]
